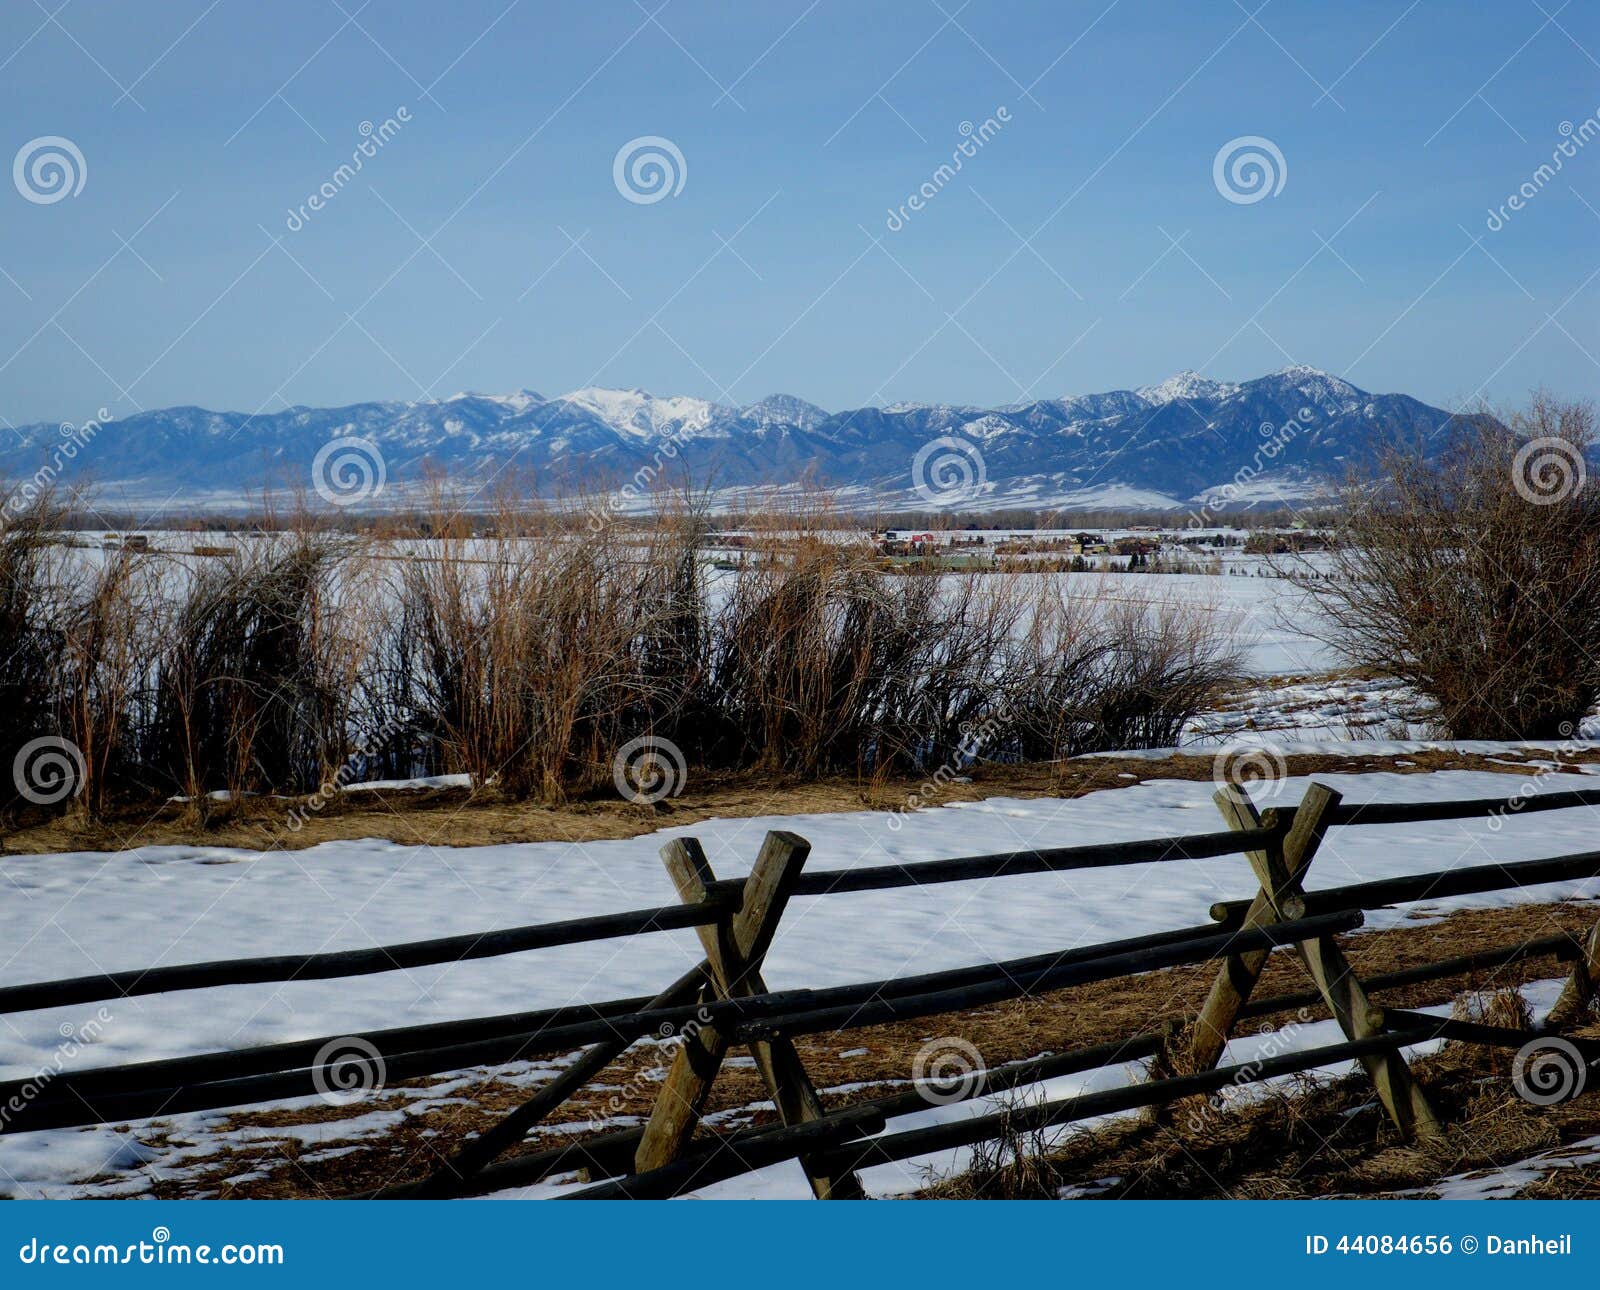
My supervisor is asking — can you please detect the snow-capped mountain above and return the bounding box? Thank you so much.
[3,368,1476,511]
[1135,370,1240,405]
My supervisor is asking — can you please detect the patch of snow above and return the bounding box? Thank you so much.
[341,774,473,794]
[1136,370,1241,405]
[556,387,725,439]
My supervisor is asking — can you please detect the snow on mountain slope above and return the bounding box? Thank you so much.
[554,387,725,439]
[0,369,1478,509]
[1135,370,1241,404]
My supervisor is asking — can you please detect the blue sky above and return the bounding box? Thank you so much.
[1,0,1596,426]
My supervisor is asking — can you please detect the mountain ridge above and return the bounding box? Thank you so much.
[7,367,1476,512]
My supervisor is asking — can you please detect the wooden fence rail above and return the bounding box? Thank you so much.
[3,777,1599,1199]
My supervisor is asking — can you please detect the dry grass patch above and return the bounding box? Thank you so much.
[5,740,1598,856]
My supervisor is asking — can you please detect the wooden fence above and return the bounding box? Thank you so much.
[5,779,1600,1199]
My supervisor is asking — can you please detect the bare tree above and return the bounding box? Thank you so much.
[1304,394,1600,739]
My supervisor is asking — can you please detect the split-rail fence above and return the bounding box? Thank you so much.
[5,779,1600,1198]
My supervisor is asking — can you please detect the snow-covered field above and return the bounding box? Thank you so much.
[1,765,1597,1199]
[1055,568,1331,675]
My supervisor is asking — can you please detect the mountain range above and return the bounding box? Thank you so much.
[7,366,1472,512]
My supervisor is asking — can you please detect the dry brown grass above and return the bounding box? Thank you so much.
[0,495,1252,823]
[5,740,1595,856]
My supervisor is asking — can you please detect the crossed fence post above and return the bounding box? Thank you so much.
[1545,919,1600,1031]
[633,832,865,1199]
[1187,781,1443,1141]
[412,829,862,1199]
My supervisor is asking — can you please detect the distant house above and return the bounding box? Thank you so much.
[102,533,149,553]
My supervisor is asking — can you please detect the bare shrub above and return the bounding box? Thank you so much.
[707,551,1241,777]
[0,492,1251,813]
[710,543,946,775]
[56,550,162,817]
[1304,395,1600,739]
[1087,598,1245,751]
[393,504,677,800]
[151,532,364,802]
[926,1087,1065,1199]
[704,536,1051,777]
[0,492,70,813]
[1002,583,1243,760]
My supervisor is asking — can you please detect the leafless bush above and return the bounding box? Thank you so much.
[0,491,71,813]
[1088,598,1245,751]
[0,493,1250,813]
[1304,395,1600,739]
[392,503,690,800]
[707,550,1240,777]
[999,585,1242,760]
[708,541,963,776]
[926,1087,1065,1199]
[151,532,364,803]
[56,551,162,816]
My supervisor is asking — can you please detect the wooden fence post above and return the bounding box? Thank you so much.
[1188,784,1338,1072]
[1545,919,1600,1031]
[412,963,707,1197]
[633,833,865,1199]
[1202,782,1444,1141]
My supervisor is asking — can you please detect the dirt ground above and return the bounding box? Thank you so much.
[110,897,1600,1201]
[8,742,1598,859]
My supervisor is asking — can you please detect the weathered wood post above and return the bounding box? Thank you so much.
[1544,919,1600,1031]
[412,963,706,1197]
[1199,782,1444,1141]
[633,832,865,1199]
[1189,785,1338,1071]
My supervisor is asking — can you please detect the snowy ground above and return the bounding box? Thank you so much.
[2,764,1598,1198]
